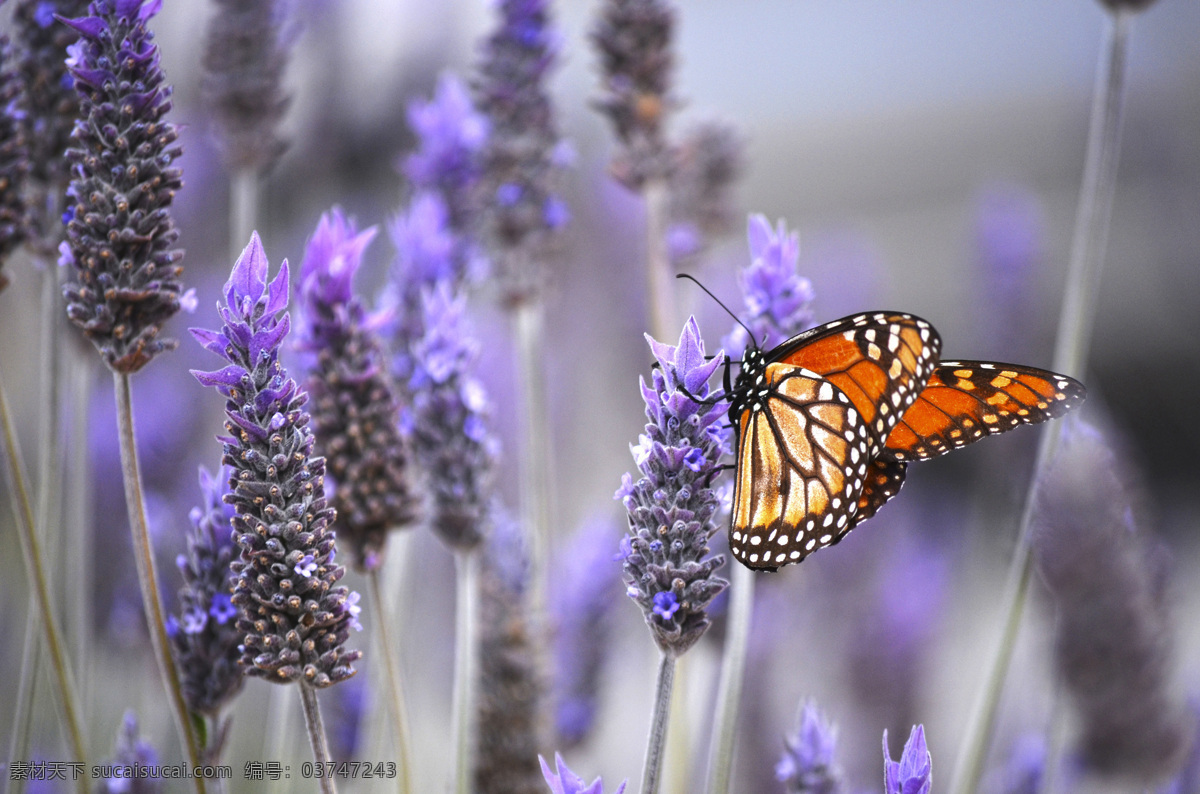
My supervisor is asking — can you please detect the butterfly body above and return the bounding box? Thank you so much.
[726,311,1084,571]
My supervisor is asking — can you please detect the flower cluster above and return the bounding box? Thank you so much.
[167,465,244,717]
[404,72,489,237]
[474,0,571,304]
[723,214,815,354]
[407,283,497,550]
[884,725,932,794]
[775,702,843,794]
[192,233,360,687]
[0,27,29,286]
[617,317,727,657]
[591,0,675,188]
[201,0,292,172]
[59,0,185,373]
[12,0,88,237]
[1033,422,1187,780]
[665,120,742,266]
[297,209,417,570]
[540,753,627,794]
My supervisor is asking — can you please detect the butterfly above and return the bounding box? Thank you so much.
[725,311,1085,571]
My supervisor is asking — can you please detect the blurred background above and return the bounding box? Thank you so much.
[1,0,1199,791]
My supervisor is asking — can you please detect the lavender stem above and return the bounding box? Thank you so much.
[643,178,677,342]
[640,651,677,794]
[0,378,88,789]
[113,372,206,793]
[705,563,756,794]
[452,549,480,794]
[367,567,414,794]
[947,12,1132,794]
[298,684,338,794]
[231,167,260,265]
[514,301,552,635]
[8,603,40,794]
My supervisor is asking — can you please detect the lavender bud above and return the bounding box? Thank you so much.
[1033,422,1188,781]
[191,233,360,687]
[169,465,244,716]
[775,702,843,794]
[590,0,676,188]
[0,27,31,286]
[539,753,627,794]
[618,317,727,657]
[723,214,814,355]
[297,208,418,570]
[201,0,292,172]
[883,725,932,794]
[59,0,185,373]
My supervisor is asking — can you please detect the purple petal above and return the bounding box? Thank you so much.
[189,327,227,355]
[191,365,244,388]
[264,259,290,317]
[56,15,107,38]
[228,233,269,308]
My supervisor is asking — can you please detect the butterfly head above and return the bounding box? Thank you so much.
[727,345,770,424]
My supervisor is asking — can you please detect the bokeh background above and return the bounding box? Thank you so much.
[2,0,1199,791]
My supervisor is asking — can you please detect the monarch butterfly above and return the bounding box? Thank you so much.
[725,310,1085,571]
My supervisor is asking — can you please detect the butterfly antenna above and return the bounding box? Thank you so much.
[675,273,761,351]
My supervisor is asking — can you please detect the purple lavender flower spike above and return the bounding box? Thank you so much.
[619,316,727,657]
[59,0,185,373]
[723,214,814,355]
[474,0,570,304]
[775,702,843,794]
[667,121,742,268]
[591,0,676,189]
[539,753,628,794]
[883,725,932,794]
[11,0,88,245]
[100,712,161,794]
[192,232,360,688]
[0,26,30,287]
[408,282,498,550]
[404,72,489,234]
[297,208,418,570]
[202,0,293,172]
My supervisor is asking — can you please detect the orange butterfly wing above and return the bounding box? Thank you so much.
[883,361,1087,462]
[728,313,941,569]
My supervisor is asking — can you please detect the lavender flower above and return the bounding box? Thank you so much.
[540,753,627,794]
[475,510,545,793]
[58,0,185,374]
[192,232,360,687]
[883,725,932,794]
[474,0,570,304]
[168,465,244,717]
[407,283,497,550]
[591,0,676,188]
[723,214,814,355]
[404,72,489,236]
[100,711,161,793]
[12,0,88,240]
[0,26,30,287]
[297,208,417,570]
[992,734,1046,794]
[617,316,727,657]
[1033,421,1187,780]
[551,516,623,748]
[666,121,742,267]
[775,702,843,794]
[201,0,292,172]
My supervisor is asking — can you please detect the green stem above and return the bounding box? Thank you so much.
[367,568,414,794]
[946,11,1131,794]
[704,564,756,794]
[639,651,677,794]
[451,549,480,794]
[298,684,338,794]
[7,603,41,794]
[0,377,89,790]
[643,178,677,343]
[113,372,206,793]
